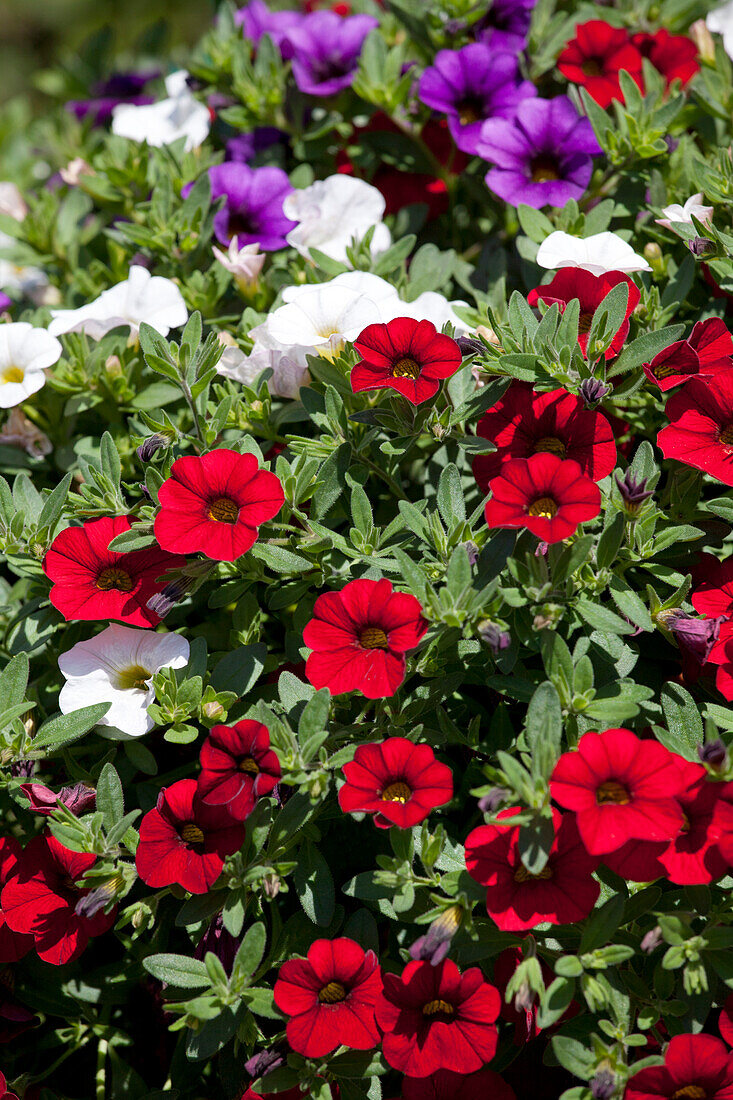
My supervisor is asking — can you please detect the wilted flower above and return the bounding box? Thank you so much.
[212,240,265,290]
[478,621,511,655]
[657,609,723,665]
[591,1068,616,1099]
[0,408,52,458]
[698,738,729,771]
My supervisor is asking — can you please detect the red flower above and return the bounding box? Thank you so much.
[197,720,281,821]
[550,728,687,855]
[338,738,453,829]
[484,453,601,544]
[527,269,640,360]
[303,578,429,699]
[135,779,246,894]
[720,994,733,1048]
[693,554,733,624]
[43,516,186,627]
[643,339,705,392]
[401,1068,516,1100]
[351,318,462,405]
[154,449,285,562]
[465,808,599,931]
[643,319,733,390]
[376,958,500,1078]
[658,373,733,487]
[242,1088,338,1100]
[625,1033,733,1099]
[603,837,667,883]
[273,938,382,1058]
[557,20,644,108]
[0,1072,18,1100]
[0,834,116,965]
[0,839,32,964]
[472,382,616,490]
[632,29,700,88]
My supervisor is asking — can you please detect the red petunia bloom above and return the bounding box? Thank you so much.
[0,834,116,965]
[0,1072,19,1100]
[720,994,733,1048]
[643,339,704,392]
[632,29,700,88]
[401,1068,516,1100]
[43,516,186,628]
[658,373,733,487]
[550,728,687,855]
[643,319,733,391]
[197,720,281,821]
[625,1033,733,1099]
[338,738,453,829]
[557,20,644,108]
[136,779,246,894]
[528,269,640,360]
[465,807,599,931]
[0,839,32,964]
[303,578,429,699]
[693,554,733,624]
[376,958,500,1078]
[154,449,285,562]
[472,382,616,490]
[273,938,382,1058]
[351,318,462,405]
[483,453,601,544]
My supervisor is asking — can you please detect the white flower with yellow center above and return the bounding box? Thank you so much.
[284,176,391,266]
[253,282,387,360]
[48,265,188,340]
[58,624,190,738]
[111,70,210,152]
[0,322,62,409]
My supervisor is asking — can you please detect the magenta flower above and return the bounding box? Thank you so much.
[283,11,379,97]
[182,163,296,251]
[235,0,303,59]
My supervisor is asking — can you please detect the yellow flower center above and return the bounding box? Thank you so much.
[534,436,566,457]
[528,496,558,519]
[422,999,455,1017]
[318,981,346,1004]
[96,566,134,592]
[514,865,554,883]
[381,781,411,803]
[239,756,260,775]
[672,1089,707,1100]
[719,425,733,446]
[391,357,421,380]
[360,627,388,649]
[208,497,239,524]
[596,780,631,805]
[181,824,205,846]
[114,664,151,691]
[530,155,560,183]
[1,365,24,385]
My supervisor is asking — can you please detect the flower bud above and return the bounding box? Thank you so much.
[478,621,511,655]
[579,378,611,407]
[74,874,123,918]
[409,906,462,966]
[690,19,716,61]
[105,355,123,377]
[688,237,716,257]
[615,470,654,516]
[475,324,500,347]
[478,787,509,814]
[263,872,281,899]
[641,925,663,953]
[201,700,225,722]
[137,434,168,463]
[698,738,728,772]
[644,243,663,263]
[244,1047,286,1080]
[455,336,484,358]
[591,1068,617,1099]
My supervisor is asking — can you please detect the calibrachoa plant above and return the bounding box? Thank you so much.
[10,1,733,1098]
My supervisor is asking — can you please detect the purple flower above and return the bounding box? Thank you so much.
[284,11,379,97]
[235,0,303,59]
[658,609,724,666]
[0,292,11,312]
[226,128,288,163]
[418,44,536,154]
[477,95,601,210]
[182,163,295,250]
[473,0,536,52]
[66,70,158,125]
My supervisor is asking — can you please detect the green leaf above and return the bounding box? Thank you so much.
[659,683,703,760]
[33,703,111,752]
[525,681,562,778]
[294,840,336,927]
[607,325,685,377]
[579,894,626,953]
[517,812,555,875]
[96,762,124,829]
[312,443,351,519]
[142,953,211,990]
[37,472,73,534]
[436,464,465,528]
[575,597,635,636]
[251,543,314,574]
[211,644,266,696]
[232,921,267,983]
[0,652,29,708]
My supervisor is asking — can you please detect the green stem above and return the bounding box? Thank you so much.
[96,1037,108,1100]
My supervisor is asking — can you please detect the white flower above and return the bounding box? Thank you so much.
[656,193,714,231]
[217,344,310,400]
[253,282,387,359]
[536,231,652,276]
[48,265,188,340]
[111,70,210,152]
[707,1,733,59]
[0,183,27,222]
[0,323,62,409]
[284,176,392,266]
[0,407,52,457]
[59,159,94,186]
[391,291,471,333]
[58,624,190,738]
[213,241,265,289]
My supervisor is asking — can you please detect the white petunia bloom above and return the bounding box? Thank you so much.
[48,265,188,340]
[0,323,62,409]
[536,231,652,276]
[656,193,714,231]
[217,344,310,400]
[390,291,471,333]
[253,282,387,359]
[111,70,210,152]
[0,182,27,222]
[212,241,265,289]
[58,624,190,738]
[284,176,392,266]
[707,1,733,58]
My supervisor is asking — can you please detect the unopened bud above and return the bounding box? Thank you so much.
[475,324,501,347]
[698,738,728,771]
[688,237,716,257]
[244,1047,286,1079]
[137,434,168,462]
[462,540,479,566]
[263,873,280,899]
[409,905,462,966]
[105,355,123,378]
[201,700,225,721]
[513,980,535,1014]
[75,875,123,919]
[591,1068,616,1100]
[615,470,654,515]
[644,242,663,263]
[690,19,716,62]
[641,926,663,953]
[478,787,509,814]
[478,621,511,655]
[146,575,197,618]
[579,378,611,407]
[218,331,238,347]
[455,336,484,358]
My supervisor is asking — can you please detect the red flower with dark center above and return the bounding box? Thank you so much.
[376,958,500,1077]
[135,778,246,894]
[401,1068,517,1100]
[483,453,601,544]
[557,20,644,108]
[338,738,453,829]
[197,720,281,821]
[643,320,733,390]
[351,318,462,405]
[465,807,600,931]
[643,340,702,391]
[43,516,186,627]
[632,30,700,88]
[0,834,116,965]
[625,1033,733,1099]
[303,578,429,699]
[527,269,640,359]
[472,382,616,490]
[550,728,687,855]
[0,839,32,965]
[658,373,733,487]
[273,938,382,1058]
[154,449,285,562]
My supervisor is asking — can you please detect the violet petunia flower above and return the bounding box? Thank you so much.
[477,95,601,209]
[67,70,159,126]
[283,11,379,97]
[418,43,536,154]
[182,163,296,251]
[473,0,536,52]
[235,0,303,58]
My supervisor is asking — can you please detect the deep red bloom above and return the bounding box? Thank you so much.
[693,555,733,668]
[43,516,186,627]
[338,737,453,829]
[273,938,382,1058]
[625,1033,733,1099]
[632,29,700,88]
[20,782,96,817]
[528,269,640,360]
[557,20,644,108]
[643,340,704,392]
[351,318,462,405]
[197,720,281,820]
[643,319,733,390]
[472,382,616,490]
[0,1072,18,1100]
[465,807,599,931]
[401,1068,516,1100]
[376,958,500,1077]
[0,834,115,965]
[658,373,733,487]
[484,453,601,544]
[154,449,285,562]
[135,779,246,894]
[720,994,733,1048]
[303,578,429,699]
[550,728,687,855]
[0,839,32,964]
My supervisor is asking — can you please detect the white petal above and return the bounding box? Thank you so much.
[536,230,651,275]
